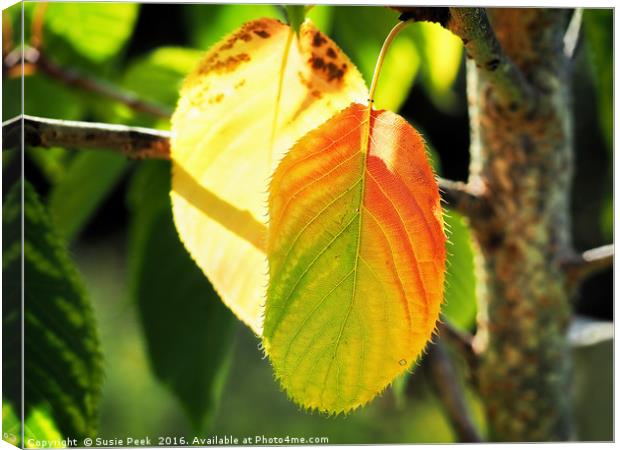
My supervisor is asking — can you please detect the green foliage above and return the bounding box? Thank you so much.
[49,152,128,242]
[420,133,477,330]
[24,75,86,120]
[442,211,477,330]
[332,7,462,112]
[583,9,612,151]
[583,9,613,241]
[184,4,280,49]
[3,181,103,441]
[102,47,202,128]
[2,401,21,447]
[43,3,139,66]
[127,161,236,430]
[24,407,64,448]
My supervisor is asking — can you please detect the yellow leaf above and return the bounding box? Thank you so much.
[170,18,367,334]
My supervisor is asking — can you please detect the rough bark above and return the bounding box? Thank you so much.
[465,9,575,441]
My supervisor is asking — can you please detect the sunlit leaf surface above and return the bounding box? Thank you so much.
[264,103,446,413]
[170,18,367,334]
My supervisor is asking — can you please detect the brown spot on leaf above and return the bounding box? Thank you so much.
[310,54,325,70]
[200,53,251,75]
[312,31,327,47]
[326,47,337,59]
[325,62,345,82]
[253,29,270,38]
[308,53,346,82]
[234,79,246,89]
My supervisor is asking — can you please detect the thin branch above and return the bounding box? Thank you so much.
[36,53,173,118]
[4,115,171,160]
[426,342,483,442]
[5,45,172,119]
[561,244,613,283]
[437,319,478,379]
[438,177,488,221]
[393,7,536,111]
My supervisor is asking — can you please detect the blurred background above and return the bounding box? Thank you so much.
[2,3,613,444]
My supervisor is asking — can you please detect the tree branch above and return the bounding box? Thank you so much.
[561,244,613,284]
[4,115,171,160]
[36,53,173,119]
[4,44,172,119]
[438,177,488,221]
[392,7,536,110]
[426,342,483,442]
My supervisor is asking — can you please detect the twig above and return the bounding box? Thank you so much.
[561,244,613,284]
[36,53,173,118]
[426,342,483,442]
[437,320,478,379]
[393,7,536,111]
[4,45,172,119]
[4,115,171,160]
[438,177,488,221]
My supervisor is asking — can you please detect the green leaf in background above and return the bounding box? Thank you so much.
[26,147,71,184]
[127,161,236,430]
[334,7,418,112]
[99,47,202,128]
[441,210,477,330]
[24,74,86,120]
[2,400,21,447]
[333,7,462,112]
[184,4,280,49]
[4,181,103,441]
[24,407,64,448]
[49,151,128,242]
[43,3,139,65]
[413,127,477,330]
[412,22,463,111]
[583,9,613,241]
[583,9,612,151]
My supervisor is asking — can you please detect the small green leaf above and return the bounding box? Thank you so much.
[442,210,477,330]
[333,7,418,112]
[44,3,139,65]
[416,128,477,330]
[128,161,236,430]
[4,181,103,440]
[98,47,202,127]
[48,151,128,242]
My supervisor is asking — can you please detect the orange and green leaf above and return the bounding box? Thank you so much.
[263,103,446,413]
[170,18,367,334]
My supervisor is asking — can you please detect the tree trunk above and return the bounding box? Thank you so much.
[467,8,575,441]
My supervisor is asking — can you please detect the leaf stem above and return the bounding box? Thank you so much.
[368,19,411,105]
